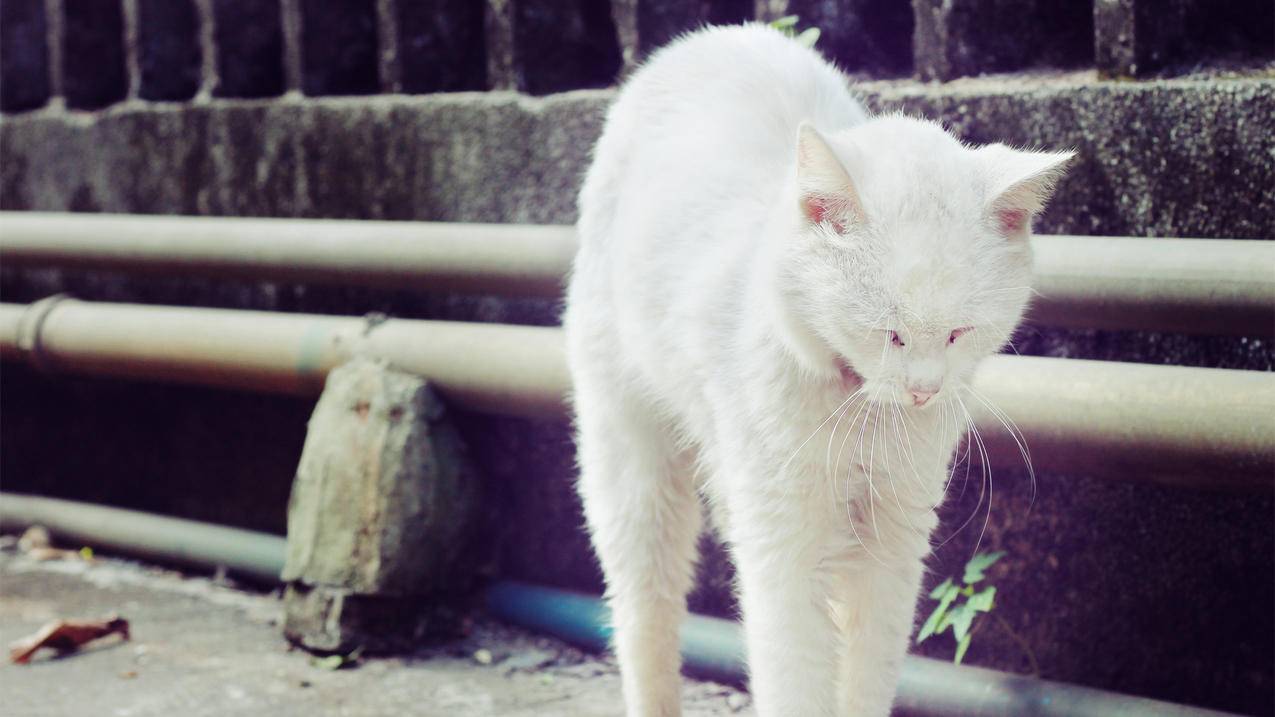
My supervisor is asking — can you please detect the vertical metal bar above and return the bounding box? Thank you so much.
[120,0,141,99]
[192,0,216,100]
[279,0,304,93]
[43,0,65,105]
[374,0,401,93]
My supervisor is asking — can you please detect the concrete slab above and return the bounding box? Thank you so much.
[0,551,752,716]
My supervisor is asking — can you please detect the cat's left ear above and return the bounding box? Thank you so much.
[979,145,1076,237]
[796,123,866,233]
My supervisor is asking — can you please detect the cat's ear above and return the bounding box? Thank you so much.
[796,123,865,232]
[979,144,1075,237]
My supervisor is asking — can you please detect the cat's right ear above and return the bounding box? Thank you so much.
[796,123,865,233]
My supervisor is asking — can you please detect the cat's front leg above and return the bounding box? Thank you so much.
[727,492,841,716]
[831,537,929,716]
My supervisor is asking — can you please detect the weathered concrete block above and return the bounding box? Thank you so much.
[282,358,480,652]
[397,0,486,94]
[912,0,1092,81]
[137,0,200,101]
[63,0,128,109]
[514,0,622,95]
[0,0,50,112]
[1094,0,1275,78]
[757,0,912,75]
[298,0,378,96]
[283,583,454,654]
[212,0,285,97]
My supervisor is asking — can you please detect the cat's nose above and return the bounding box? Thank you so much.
[910,389,936,407]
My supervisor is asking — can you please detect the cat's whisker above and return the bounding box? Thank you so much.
[845,389,895,569]
[977,285,1039,297]
[832,389,876,495]
[956,394,995,558]
[883,400,931,542]
[934,399,988,550]
[778,389,863,503]
[825,387,870,480]
[935,399,968,509]
[963,385,1037,513]
[840,395,891,570]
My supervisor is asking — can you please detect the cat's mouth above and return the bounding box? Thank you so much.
[836,358,862,393]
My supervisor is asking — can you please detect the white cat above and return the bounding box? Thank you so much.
[563,24,1071,717]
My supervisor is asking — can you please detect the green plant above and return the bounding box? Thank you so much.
[769,15,821,49]
[916,551,1004,664]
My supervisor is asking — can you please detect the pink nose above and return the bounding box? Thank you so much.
[910,389,936,407]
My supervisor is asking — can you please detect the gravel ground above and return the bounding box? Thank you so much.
[0,550,752,716]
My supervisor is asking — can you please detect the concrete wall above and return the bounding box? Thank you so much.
[2,1,1274,714]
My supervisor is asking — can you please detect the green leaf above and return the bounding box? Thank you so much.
[928,578,954,600]
[968,586,997,613]
[954,633,972,664]
[769,15,799,30]
[917,603,946,643]
[963,551,1006,584]
[946,603,977,642]
[919,582,961,641]
[795,27,821,49]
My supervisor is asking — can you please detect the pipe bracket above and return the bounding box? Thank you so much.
[15,293,73,372]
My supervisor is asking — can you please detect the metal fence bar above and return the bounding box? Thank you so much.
[1,299,1271,490]
[2,212,1272,336]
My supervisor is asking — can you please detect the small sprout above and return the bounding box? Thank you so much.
[794,28,821,49]
[916,551,1005,664]
[769,15,821,49]
[472,648,494,665]
[769,15,799,31]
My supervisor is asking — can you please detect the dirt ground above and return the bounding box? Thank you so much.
[0,549,752,716]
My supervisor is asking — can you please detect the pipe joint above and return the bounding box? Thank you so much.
[15,293,74,373]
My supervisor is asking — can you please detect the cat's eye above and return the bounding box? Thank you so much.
[889,330,905,348]
[949,326,974,344]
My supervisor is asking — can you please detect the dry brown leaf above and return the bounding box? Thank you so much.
[8,616,131,664]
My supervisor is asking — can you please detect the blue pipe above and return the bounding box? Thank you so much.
[487,580,1241,717]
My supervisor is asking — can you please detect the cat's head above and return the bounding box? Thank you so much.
[780,116,1073,409]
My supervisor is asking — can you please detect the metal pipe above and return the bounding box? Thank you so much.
[1028,234,1275,336]
[2,212,1272,336]
[0,212,576,298]
[0,493,287,584]
[970,355,1275,491]
[0,299,570,419]
[0,494,1241,717]
[1,299,1272,489]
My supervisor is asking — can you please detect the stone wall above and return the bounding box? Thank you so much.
[2,1,1274,715]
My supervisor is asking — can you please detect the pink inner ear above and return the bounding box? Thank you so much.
[804,195,847,233]
[806,196,829,224]
[997,208,1029,235]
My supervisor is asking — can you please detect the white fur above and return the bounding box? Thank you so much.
[564,24,1071,717]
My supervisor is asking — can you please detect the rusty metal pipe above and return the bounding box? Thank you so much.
[1,299,1272,490]
[2,212,1272,336]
